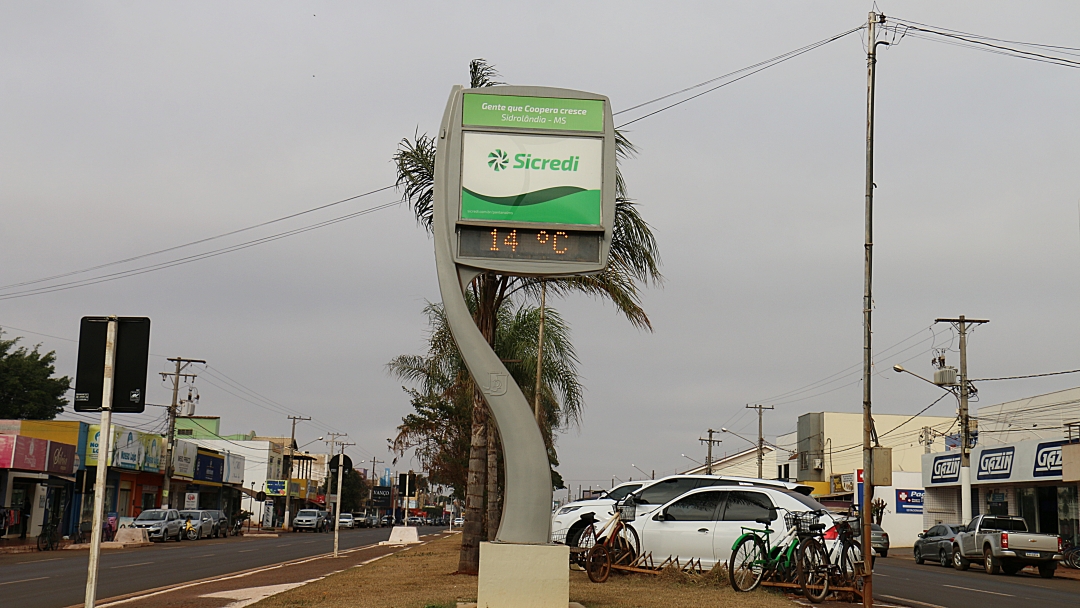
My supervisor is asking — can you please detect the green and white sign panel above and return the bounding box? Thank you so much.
[461,132,602,226]
[462,94,604,132]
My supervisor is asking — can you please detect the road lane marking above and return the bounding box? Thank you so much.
[197,554,216,557]
[22,558,62,564]
[879,595,946,608]
[111,561,155,569]
[942,584,1013,597]
[0,576,49,586]
[238,549,256,553]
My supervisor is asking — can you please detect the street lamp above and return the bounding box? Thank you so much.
[680,453,702,466]
[630,464,653,480]
[720,427,756,446]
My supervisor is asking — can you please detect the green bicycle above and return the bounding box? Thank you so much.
[729,508,824,592]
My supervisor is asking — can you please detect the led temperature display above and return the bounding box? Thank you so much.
[457,226,600,263]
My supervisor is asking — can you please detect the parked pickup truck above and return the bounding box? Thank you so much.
[952,514,1063,577]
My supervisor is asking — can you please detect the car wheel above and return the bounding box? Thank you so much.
[878,549,888,558]
[939,549,950,567]
[983,547,1000,575]
[914,547,924,565]
[953,547,970,571]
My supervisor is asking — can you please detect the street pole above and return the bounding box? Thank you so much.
[534,280,546,427]
[283,415,310,531]
[699,429,721,475]
[159,357,204,509]
[861,12,888,608]
[935,315,988,524]
[333,441,353,558]
[84,317,117,608]
[747,404,774,479]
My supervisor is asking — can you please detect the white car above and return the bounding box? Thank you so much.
[551,481,646,545]
[337,513,354,529]
[553,475,812,549]
[633,485,831,568]
[452,517,465,526]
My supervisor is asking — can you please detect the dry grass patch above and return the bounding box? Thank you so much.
[252,534,797,608]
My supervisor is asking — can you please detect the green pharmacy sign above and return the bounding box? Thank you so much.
[461,132,602,226]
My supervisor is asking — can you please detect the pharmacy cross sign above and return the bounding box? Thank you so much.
[432,85,615,544]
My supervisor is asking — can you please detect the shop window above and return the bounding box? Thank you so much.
[1057,485,1078,547]
[1019,487,1038,532]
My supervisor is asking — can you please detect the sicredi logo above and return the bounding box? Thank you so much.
[930,454,960,483]
[488,149,580,172]
[978,447,1015,480]
[1033,441,1064,477]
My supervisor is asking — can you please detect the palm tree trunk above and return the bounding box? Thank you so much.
[486,422,501,540]
[457,386,487,574]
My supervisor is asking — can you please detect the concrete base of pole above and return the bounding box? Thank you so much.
[477,542,569,608]
[379,526,421,545]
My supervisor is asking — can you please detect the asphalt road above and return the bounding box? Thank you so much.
[873,553,1080,608]
[0,526,445,608]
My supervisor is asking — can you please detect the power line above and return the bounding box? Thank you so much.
[0,199,402,301]
[616,25,865,128]
[0,185,395,293]
[885,19,1080,69]
[970,368,1080,382]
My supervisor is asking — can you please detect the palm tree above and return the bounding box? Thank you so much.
[393,58,661,573]
[387,301,584,517]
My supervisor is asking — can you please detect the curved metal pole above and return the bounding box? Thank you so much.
[432,88,552,544]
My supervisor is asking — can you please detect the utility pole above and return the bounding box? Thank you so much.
[935,315,988,524]
[159,357,204,509]
[282,415,310,530]
[699,430,721,475]
[862,12,888,608]
[369,456,382,523]
[921,426,934,454]
[534,280,546,428]
[747,405,774,479]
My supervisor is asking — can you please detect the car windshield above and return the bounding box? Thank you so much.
[602,484,643,502]
[298,510,319,517]
[136,510,167,521]
[179,511,202,519]
[340,514,352,519]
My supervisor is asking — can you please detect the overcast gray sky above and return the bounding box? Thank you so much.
[3,2,1079,497]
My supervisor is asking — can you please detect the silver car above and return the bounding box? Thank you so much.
[132,509,182,542]
[178,510,216,540]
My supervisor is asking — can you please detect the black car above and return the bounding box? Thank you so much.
[915,524,961,567]
[205,510,229,537]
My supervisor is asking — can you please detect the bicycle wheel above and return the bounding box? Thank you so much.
[798,537,830,603]
[586,545,612,583]
[729,535,766,592]
[840,540,865,585]
[572,523,598,567]
[37,530,50,552]
[1066,548,1080,569]
[609,523,640,566]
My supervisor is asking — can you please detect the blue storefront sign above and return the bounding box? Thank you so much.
[194,452,224,483]
[1033,441,1064,478]
[896,489,924,514]
[930,453,961,484]
[977,446,1015,481]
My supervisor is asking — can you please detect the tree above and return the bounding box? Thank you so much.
[339,469,366,514]
[392,59,661,574]
[0,331,71,420]
[389,299,582,496]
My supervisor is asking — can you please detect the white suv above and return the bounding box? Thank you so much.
[552,474,812,549]
[551,481,647,546]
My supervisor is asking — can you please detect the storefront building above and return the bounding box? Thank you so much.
[922,437,1080,547]
[0,421,83,539]
[82,424,166,527]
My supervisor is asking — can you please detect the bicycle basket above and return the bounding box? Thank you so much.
[784,510,822,533]
[617,502,636,522]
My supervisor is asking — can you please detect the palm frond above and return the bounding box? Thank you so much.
[393,131,437,233]
[469,59,504,88]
